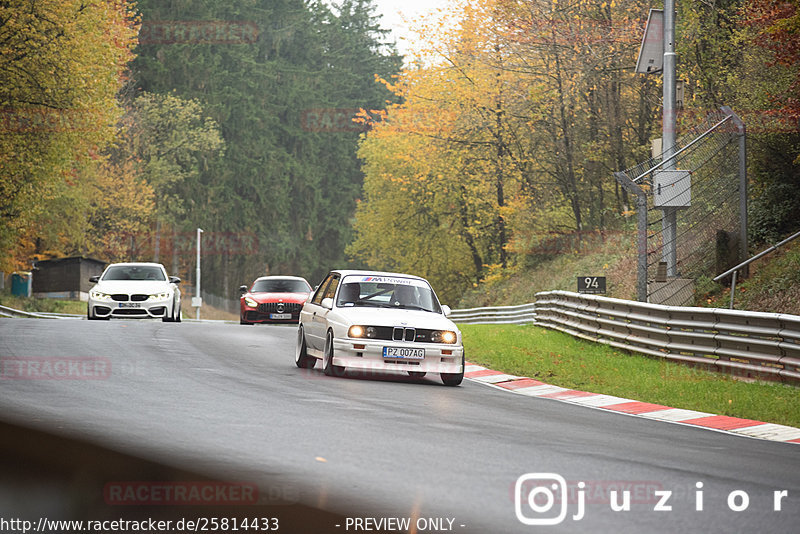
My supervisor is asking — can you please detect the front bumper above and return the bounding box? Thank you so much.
[89,297,172,319]
[331,338,464,374]
[241,309,301,323]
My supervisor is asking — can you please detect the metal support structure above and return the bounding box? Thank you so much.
[714,229,800,283]
[661,0,678,276]
[635,193,649,302]
[714,229,800,309]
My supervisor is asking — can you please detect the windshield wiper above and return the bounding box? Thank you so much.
[395,304,431,312]
[347,300,393,308]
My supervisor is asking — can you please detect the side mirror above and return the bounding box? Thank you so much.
[89,275,100,283]
[321,297,334,310]
[169,276,181,284]
[239,285,248,294]
[441,305,452,317]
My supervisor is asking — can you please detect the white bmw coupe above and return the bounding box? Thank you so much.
[296,270,464,386]
[87,262,182,322]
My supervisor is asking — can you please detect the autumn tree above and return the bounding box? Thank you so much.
[120,92,224,266]
[351,0,660,298]
[0,0,138,270]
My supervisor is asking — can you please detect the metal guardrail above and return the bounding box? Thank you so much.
[448,303,537,325]
[450,291,800,383]
[0,304,80,320]
[533,291,800,383]
[0,303,235,323]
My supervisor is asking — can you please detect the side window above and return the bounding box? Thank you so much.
[323,276,340,301]
[312,275,333,305]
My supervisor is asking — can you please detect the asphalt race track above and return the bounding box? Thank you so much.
[1,318,798,533]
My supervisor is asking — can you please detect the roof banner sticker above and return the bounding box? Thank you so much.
[357,276,426,288]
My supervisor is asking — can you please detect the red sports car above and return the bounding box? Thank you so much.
[239,276,312,325]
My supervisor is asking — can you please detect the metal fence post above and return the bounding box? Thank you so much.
[722,107,748,268]
[614,172,649,302]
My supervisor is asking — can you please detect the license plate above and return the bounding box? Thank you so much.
[383,347,424,359]
[119,302,141,308]
[270,313,292,320]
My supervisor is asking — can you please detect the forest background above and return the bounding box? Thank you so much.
[1,0,797,306]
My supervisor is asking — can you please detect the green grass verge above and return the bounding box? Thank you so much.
[0,291,86,315]
[461,324,800,428]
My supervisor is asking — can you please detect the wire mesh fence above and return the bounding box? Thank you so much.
[200,290,239,314]
[615,107,746,304]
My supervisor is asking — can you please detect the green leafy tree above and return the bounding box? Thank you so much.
[131,0,401,294]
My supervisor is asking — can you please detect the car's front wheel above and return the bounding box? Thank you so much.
[323,331,346,377]
[295,326,316,369]
[441,354,465,386]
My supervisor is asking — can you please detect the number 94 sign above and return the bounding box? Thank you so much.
[577,276,606,294]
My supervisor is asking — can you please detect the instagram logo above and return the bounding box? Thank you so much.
[515,473,578,526]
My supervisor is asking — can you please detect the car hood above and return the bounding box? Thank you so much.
[92,281,174,294]
[246,292,309,304]
[332,306,457,330]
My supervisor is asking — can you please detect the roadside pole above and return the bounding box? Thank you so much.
[194,228,203,320]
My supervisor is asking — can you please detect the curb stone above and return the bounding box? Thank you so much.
[464,362,800,444]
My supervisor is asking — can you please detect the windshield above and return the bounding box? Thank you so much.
[102,265,166,281]
[251,279,311,293]
[336,276,442,313]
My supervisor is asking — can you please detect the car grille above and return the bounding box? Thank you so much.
[110,294,150,302]
[362,327,443,343]
[257,302,303,314]
[393,327,416,342]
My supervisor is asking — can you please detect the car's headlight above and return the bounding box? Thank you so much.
[244,297,257,308]
[148,292,171,301]
[431,330,457,344]
[349,326,379,338]
[90,291,113,302]
[348,325,366,338]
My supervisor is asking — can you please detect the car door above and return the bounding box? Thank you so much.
[305,273,339,351]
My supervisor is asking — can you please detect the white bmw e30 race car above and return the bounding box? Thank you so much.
[295,270,464,386]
